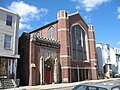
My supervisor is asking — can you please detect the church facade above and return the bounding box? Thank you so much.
[18,10,98,86]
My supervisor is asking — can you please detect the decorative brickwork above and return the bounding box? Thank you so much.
[18,10,98,86]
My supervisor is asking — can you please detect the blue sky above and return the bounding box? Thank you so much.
[0,0,120,48]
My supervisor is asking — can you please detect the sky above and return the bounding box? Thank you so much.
[0,0,120,48]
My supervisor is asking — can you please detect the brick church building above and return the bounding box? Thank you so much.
[18,10,98,86]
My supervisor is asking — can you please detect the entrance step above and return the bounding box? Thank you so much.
[0,79,16,89]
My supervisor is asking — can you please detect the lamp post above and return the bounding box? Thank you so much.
[77,65,80,82]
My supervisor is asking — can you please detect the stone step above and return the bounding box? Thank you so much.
[0,79,15,89]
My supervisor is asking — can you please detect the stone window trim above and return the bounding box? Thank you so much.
[48,26,55,40]
[70,23,89,61]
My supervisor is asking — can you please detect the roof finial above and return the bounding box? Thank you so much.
[76,8,78,12]
[76,6,79,13]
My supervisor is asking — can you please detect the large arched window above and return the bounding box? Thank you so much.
[71,25,87,60]
[48,27,54,39]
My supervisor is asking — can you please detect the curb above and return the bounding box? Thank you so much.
[5,78,120,90]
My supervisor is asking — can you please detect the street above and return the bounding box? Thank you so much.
[50,79,120,90]
[5,78,120,90]
[50,86,73,90]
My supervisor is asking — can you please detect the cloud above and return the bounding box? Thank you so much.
[8,1,48,30]
[71,0,111,12]
[76,5,80,10]
[84,15,91,23]
[19,23,31,30]
[71,0,77,2]
[118,7,120,13]
[117,7,120,20]
[117,42,120,45]
[118,15,120,19]
[44,21,50,25]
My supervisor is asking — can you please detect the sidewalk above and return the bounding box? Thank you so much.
[5,78,120,90]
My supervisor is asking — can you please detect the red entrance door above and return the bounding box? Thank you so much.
[45,70,51,84]
[44,61,52,84]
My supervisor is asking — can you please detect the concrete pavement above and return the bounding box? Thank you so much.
[5,78,120,90]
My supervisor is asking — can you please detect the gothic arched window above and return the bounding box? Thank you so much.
[71,25,87,60]
[48,27,54,40]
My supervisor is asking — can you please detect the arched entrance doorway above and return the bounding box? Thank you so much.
[40,56,59,84]
[44,60,53,84]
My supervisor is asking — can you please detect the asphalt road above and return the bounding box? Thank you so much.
[5,78,120,90]
[51,79,120,90]
[50,86,73,90]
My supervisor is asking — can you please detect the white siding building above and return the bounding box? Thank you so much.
[96,43,111,78]
[110,48,120,74]
[0,7,20,79]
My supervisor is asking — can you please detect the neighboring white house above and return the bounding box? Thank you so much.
[96,43,111,78]
[0,7,20,80]
[110,47,120,74]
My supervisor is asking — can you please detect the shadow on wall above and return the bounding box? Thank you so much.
[96,47,104,75]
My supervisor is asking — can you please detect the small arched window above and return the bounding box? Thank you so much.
[71,25,87,60]
[48,27,54,39]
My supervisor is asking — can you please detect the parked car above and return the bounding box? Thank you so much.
[72,82,120,90]
[114,74,120,78]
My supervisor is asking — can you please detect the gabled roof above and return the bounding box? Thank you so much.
[30,10,89,34]
[0,7,19,16]
[69,11,88,28]
[68,11,79,17]
[29,20,58,34]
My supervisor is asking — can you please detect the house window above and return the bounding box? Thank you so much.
[6,15,13,26]
[71,25,87,60]
[48,27,54,40]
[4,34,12,49]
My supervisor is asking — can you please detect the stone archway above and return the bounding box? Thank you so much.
[40,56,59,84]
